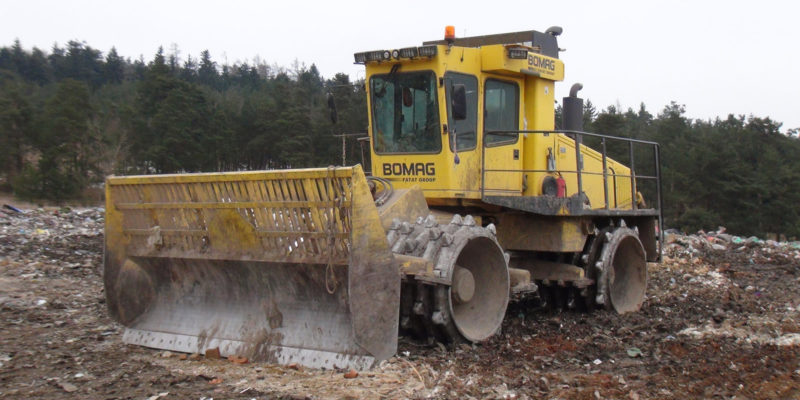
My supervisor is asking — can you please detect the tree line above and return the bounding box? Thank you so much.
[0,40,365,200]
[1,40,798,238]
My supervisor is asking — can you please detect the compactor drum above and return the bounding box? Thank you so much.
[104,166,400,369]
[387,214,509,343]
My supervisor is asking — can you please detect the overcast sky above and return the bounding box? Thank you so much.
[3,0,798,130]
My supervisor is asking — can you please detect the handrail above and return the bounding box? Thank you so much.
[479,129,662,227]
[485,129,660,145]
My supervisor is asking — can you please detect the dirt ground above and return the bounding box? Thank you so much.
[1,206,799,399]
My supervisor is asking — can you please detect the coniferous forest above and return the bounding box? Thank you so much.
[1,40,799,237]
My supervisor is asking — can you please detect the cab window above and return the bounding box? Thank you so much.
[370,71,441,154]
[445,73,478,151]
[484,79,519,145]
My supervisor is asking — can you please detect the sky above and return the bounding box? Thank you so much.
[3,0,799,130]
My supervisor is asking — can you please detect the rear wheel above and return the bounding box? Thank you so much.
[530,224,647,314]
[597,227,648,313]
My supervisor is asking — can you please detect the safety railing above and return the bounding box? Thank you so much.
[480,129,663,219]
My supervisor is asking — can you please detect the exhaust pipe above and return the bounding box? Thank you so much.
[562,83,584,132]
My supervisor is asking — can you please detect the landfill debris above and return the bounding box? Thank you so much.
[2,209,800,399]
[205,348,221,360]
[343,369,359,379]
[0,207,104,269]
[58,382,78,393]
[228,355,249,364]
[3,204,23,213]
[664,226,800,265]
[626,348,643,358]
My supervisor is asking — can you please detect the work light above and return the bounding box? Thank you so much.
[508,48,528,59]
[399,47,418,58]
[417,46,437,57]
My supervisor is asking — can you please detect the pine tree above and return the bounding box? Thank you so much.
[0,71,32,186]
[198,50,217,88]
[18,79,96,200]
[104,47,124,84]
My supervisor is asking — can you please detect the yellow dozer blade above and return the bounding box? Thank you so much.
[103,166,399,369]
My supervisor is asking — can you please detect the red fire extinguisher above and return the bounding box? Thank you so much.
[556,174,566,198]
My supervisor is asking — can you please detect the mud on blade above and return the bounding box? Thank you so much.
[103,166,399,369]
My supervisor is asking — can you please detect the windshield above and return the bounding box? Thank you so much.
[370,71,441,153]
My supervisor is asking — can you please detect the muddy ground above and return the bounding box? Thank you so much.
[1,207,799,399]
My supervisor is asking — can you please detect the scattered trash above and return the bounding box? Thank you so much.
[0,207,104,271]
[58,382,78,393]
[205,348,221,360]
[664,226,800,265]
[3,204,23,213]
[227,355,249,364]
[2,201,800,398]
[343,369,359,379]
[626,348,643,358]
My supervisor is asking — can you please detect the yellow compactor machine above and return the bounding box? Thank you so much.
[104,27,663,369]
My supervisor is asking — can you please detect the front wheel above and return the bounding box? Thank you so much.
[393,214,510,343]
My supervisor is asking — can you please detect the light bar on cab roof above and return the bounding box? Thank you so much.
[398,47,418,58]
[507,48,528,59]
[417,45,437,57]
[363,50,390,63]
[353,46,438,64]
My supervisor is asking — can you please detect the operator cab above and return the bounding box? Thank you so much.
[354,27,566,205]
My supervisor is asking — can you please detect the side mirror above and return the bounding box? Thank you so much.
[402,87,413,107]
[327,93,338,124]
[451,84,467,120]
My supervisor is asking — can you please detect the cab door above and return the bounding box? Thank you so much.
[444,72,480,195]
[481,78,523,196]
